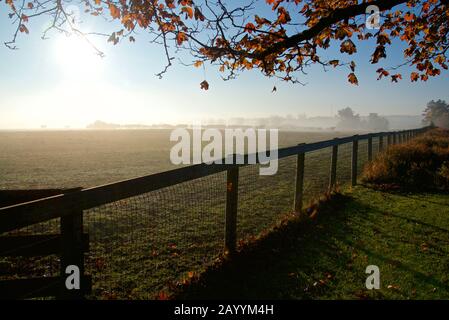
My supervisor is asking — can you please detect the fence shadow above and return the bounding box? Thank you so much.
[174,189,449,299]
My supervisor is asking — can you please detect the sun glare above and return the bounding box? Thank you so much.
[54,35,104,80]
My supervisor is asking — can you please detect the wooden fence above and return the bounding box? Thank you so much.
[0,127,430,299]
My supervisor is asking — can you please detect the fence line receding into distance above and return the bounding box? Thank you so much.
[0,127,429,299]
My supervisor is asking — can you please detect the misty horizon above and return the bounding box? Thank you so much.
[0,113,424,131]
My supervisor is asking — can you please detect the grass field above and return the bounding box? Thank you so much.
[0,129,353,189]
[176,186,449,299]
[0,129,376,299]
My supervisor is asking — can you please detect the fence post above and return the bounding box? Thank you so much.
[59,210,85,300]
[329,141,338,191]
[225,164,239,256]
[379,135,384,152]
[294,144,306,217]
[393,133,397,145]
[368,137,373,161]
[351,136,359,186]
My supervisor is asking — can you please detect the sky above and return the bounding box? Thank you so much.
[0,1,448,129]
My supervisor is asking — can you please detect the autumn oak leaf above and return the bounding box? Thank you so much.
[410,72,419,82]
[193,60,203,68]
[245,23,256,33]
[176,32,187,46]
[348,73,359,85]
[19,24,29,34]
[340,39,357,55]
[329,60,339,68]
[109,3,120,19]
[194,7,205,21]
[200,80,209,90]
[181,6,194,19]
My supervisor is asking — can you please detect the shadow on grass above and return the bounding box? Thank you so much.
[173,189,449,300]
[360,183,449,207]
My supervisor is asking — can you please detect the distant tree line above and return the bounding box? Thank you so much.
[336,107,389,131]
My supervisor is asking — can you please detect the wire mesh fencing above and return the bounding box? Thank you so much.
[357,139,369,177]
[336,142,352,187]
[83,172,227,299]
[237,156,297,243]
[0,128,428,299]
[303,147,332,205]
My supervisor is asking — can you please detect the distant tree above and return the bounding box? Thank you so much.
[365,113,389,131]
[336,107,361,130]
[422,100,449,128]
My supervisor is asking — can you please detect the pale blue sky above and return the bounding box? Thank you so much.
[0,2,448,129]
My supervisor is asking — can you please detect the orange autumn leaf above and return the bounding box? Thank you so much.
[193,60,203,67]
[194,7,205,21]
[347,73,358,85]
[340,39,357,55]
[19,24,29,34]
[277,7,291,24]
[410,72,419,82]
[329,60,339,67]
[200,80,209,90]
[245,23,256,33]
[109,3,120,19]
[391,73,402,82]
[176,32,187,45]
[404,13,415,22]
[181,6,193,19]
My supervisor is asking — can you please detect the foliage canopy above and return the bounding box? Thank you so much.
[4,0,449,89]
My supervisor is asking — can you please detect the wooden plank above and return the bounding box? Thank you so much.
[0,188,82,208]
[0,163,228,234]
[294,144,306,215]
[0,234,88,257]
[329,143,338,191]
[225,165,239,256]
[0,276,91,300]
[351,137,359,186]
[368,137,373,161]
[59,210,86,299]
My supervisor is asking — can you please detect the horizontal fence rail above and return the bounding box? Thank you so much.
[0,126,430,299]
